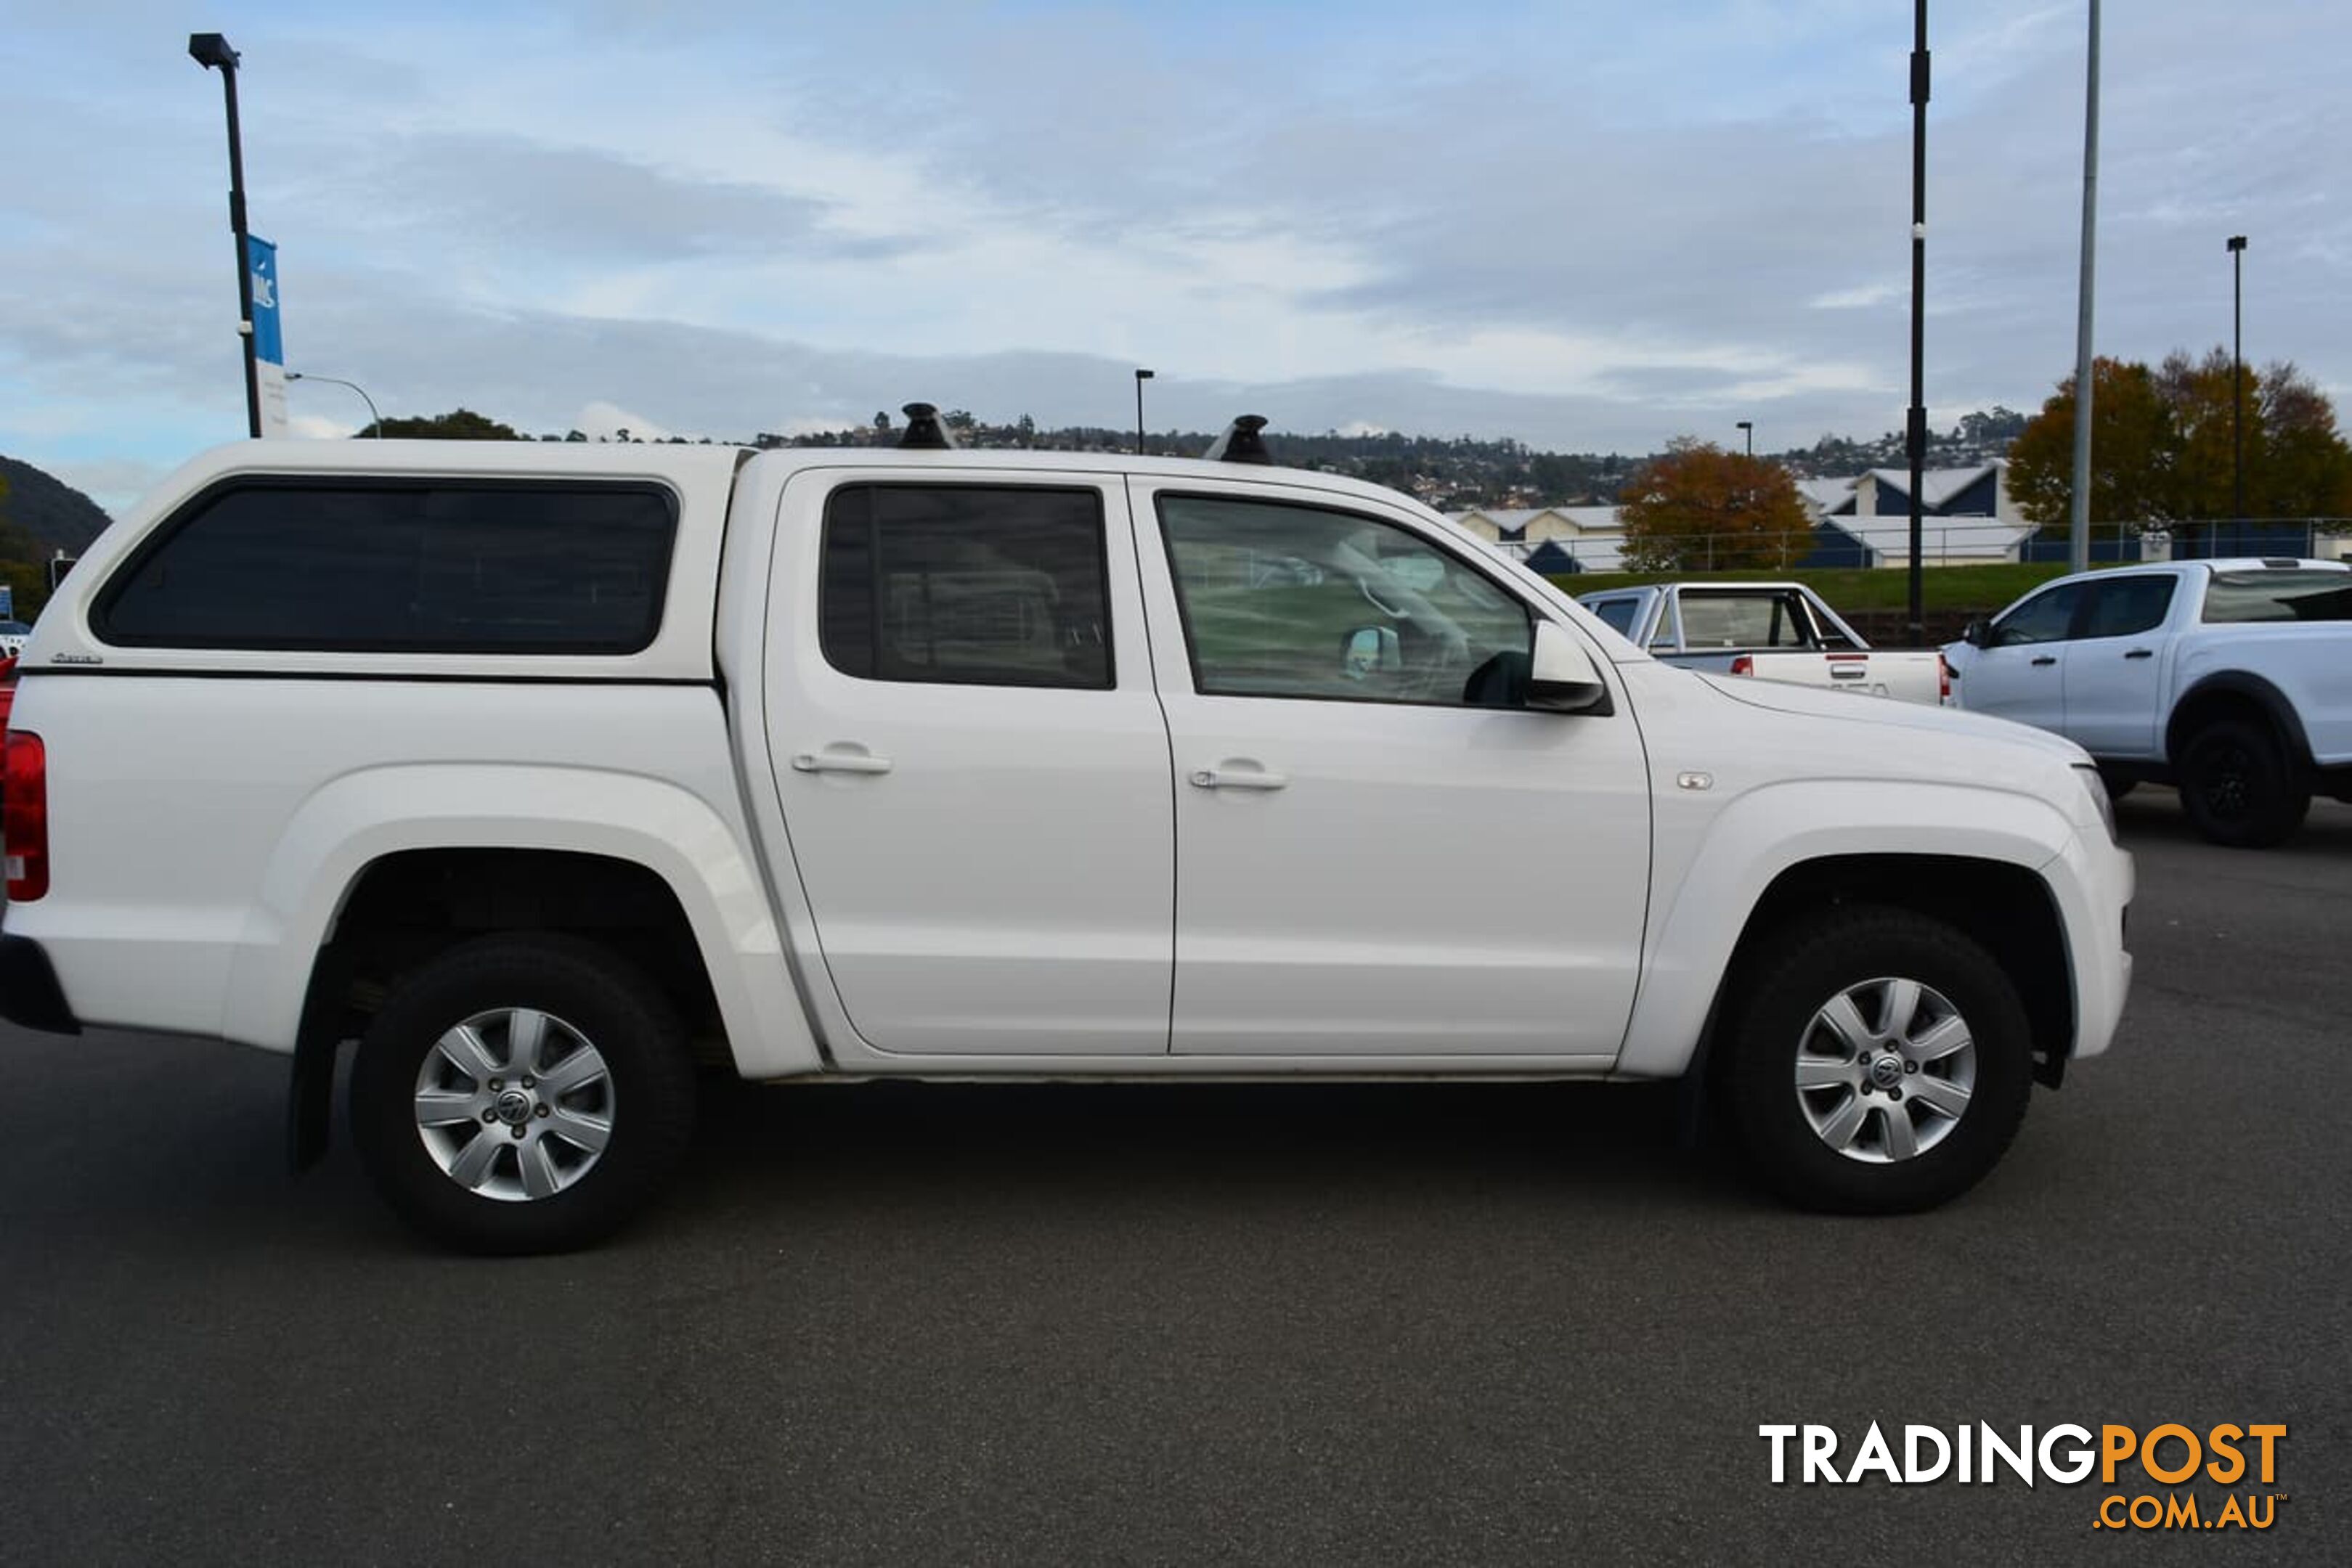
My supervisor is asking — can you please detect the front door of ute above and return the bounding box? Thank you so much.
[1957,580,2087,732]
[1133,479,1651,1060]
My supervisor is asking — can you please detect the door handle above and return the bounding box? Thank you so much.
[792,750,893,775]
[2030,656,2056,667]
[2123,648,2154,660]
[1189,764,1289,791]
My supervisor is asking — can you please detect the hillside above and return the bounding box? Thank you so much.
[755,407,2028,513]
[0,454,110,553]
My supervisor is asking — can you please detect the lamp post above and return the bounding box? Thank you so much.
[188,31,261,440]
[1735,420,1753,457]
[287,372,382,436]
[2067,0,2101,574]
[1904,0,1930,646]
[1134,368,1155,457]
[2228,234,2247,544]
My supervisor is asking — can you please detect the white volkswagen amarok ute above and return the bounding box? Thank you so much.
[0,411,2132,1251]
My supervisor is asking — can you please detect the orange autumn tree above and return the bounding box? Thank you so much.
[1618,438,1812,572]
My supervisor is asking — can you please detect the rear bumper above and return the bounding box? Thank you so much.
[0,932,81,1034]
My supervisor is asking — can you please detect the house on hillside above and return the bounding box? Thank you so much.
[1798,462,2020,527]
[1794,461,2037,567]
[1449,505,1627,573]
[1449,507,1579,552]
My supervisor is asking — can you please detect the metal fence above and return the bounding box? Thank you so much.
[1486,518,2352,576]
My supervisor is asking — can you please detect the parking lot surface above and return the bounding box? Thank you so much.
[2,791,2346,1565]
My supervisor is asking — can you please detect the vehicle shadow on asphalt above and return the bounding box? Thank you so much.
[2112,784,2352,852]
[670,1072,1761,1227]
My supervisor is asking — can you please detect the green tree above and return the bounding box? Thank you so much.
[358,408,524,440]
[1618,439,1812,571]
[2257,362,2352,519]
[2011,348,2352,545]
[2006,357,2178,528]
[0,470,32,621]
[2154,348,2244,524]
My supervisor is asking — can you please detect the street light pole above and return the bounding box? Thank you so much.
[2228,234,2247,544]
[2067,0,2101,575]
[1134,368,1154,457]
[287,371,383,436]
[189,32,260,440]
[1735,420,1753,457]
[1905,0,1931,646]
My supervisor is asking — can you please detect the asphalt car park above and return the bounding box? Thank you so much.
[1,791,2345,1564]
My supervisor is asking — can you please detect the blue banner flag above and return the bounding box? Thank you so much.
[246,235,284,367]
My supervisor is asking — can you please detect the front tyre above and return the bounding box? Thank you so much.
[1722,907,2033,1214]
[351,934,697,1254]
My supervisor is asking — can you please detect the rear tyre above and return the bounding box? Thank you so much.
[351,934,697,1254]
[2178,718,2308,849]
[1721,907,2034,1214]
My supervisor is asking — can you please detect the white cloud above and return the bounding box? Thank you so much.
[1,1,2345,487]
[1810,282,1904,311]
[575,401,675,443]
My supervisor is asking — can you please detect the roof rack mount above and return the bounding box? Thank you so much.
[897,402,959,451]
[1203,415,1272,465]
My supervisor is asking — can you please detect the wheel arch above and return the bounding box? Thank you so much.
[247,765,826,1168]
[2166,671,2313,771]
[1710,855,2075,1089]
[1619,779,2088,1086]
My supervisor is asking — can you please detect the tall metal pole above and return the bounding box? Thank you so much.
[190,33,261,439]
[1905,0,1930,645]
[1736,420,1753,456]
[2229,236,2247,538]
[1134,368,1154,457]
[2067,1,2101,574]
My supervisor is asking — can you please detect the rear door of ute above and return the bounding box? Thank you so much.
[758,467,1176,1057]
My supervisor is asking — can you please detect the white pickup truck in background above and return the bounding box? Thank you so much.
[0,422,2131,1251]
[1945,558,2352,847]
[1575,581,1946,705]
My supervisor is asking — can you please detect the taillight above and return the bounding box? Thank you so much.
[1939,654,1953,704]
[1728,655,1754,677]
[4,730,47,901]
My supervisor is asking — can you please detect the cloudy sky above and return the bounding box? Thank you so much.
[1,1,2345,513]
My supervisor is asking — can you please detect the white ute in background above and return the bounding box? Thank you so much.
[1945,558,2352,846]
[1576,581,1947,705]
[0,412,2133,1252]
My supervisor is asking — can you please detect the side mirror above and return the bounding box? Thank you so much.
[1526,621,1611,714]
[1339,625,1402,681]
[1962,618,1990,648]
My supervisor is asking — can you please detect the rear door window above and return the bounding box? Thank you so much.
[96,479,676,653]
[818,483,1112,689]
[2080,575,2177,639]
